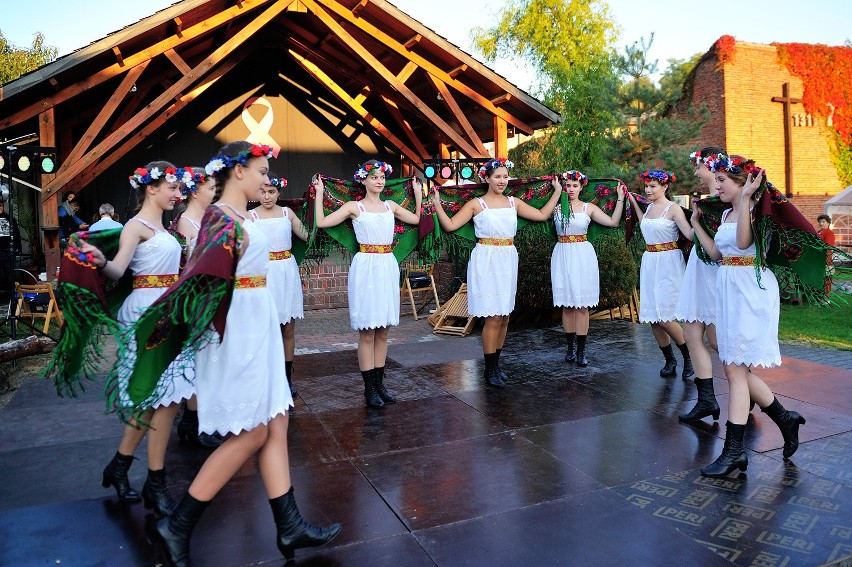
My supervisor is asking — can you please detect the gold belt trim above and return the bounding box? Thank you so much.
[235,275,267,289]
[646,241,678,252]
[358,244,393,253]
[557,235,587,243]
[478,238,514,246]
[133,274,178,289]
[269,250,292,261]
[722,256,756,266]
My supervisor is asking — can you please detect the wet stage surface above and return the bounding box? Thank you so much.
[2,320,852,566]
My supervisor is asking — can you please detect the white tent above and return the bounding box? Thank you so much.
[825,185,852,217]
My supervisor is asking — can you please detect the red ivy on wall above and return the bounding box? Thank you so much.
[774,42,852,145]
[715,35,737,68]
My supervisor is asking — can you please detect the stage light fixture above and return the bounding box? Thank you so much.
[40,155,57,174]
[16,154,31,173]
[0,154,4,171]
[459,164,475,180]
[424,164,437,180]
[440,165,453,179]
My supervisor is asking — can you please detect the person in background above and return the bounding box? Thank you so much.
[817,214,835,246]
[89,203,123,231]
[58,193,89,239]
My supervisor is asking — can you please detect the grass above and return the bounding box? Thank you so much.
[778,296,852,349]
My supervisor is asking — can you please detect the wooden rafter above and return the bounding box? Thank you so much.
[353,86,370,106]
[164,49,192,75]
[381,96,429,159]
[396,61,417,83]
[314,0,534,135]
[0,0,272,128]
[301,0,483,157]
[287,49,424,166]
[42,0,295,201]
[427,74,488,156]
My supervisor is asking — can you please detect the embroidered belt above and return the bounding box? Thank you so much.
[235,275,267,289]
[722,256,756,266]
[557,235,587,243]
[269,250,292,261]
[646,241,678,252]
[359,244,393,254]
[478,238,514,246]
[133,274,178,289]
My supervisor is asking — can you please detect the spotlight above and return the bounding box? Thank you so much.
[40,155,57,174]
[0,146,60,175]
[440,165,453,179]
[459,164,475,180]
[0,154,4,171]
[16,154,31,173]
[424,164,437,180]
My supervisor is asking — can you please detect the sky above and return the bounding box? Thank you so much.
[2,0,851,93]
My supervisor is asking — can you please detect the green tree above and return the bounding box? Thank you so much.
[0,30,58,85]
[658,53,703,110]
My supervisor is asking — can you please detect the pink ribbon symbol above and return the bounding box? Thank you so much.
[241,97,281,158]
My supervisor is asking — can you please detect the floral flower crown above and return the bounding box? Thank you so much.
[129,166,178,189]
[705,153,759,175]
[477,157,514,180]
[639,170,676,185]
[177,167,208,196]
[205,144,274,176]
[689,151,710,166]
[354,161,393,182]
[269,177,288,189]
[561,170,588,186]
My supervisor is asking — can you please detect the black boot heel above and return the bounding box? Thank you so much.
[142,469,177,516]
[271,487,341,561]
[702,422,748,478]
[679,378,721,422]
[103,451,141,503]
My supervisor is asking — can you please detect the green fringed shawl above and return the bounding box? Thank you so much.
[247,199,311,264]
[694,180,852,304]
[43,228,130,397]
[306,176,436,264]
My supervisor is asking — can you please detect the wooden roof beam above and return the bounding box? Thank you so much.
[353,86,370,106]
[288,49,424,165]
[314,0,534,135]
[112,47,125,67]
[381,96,430,159]
[1,0,271,128]
[396,61,417,84]
[490,93,512,105]
[351,0,368,17]
[165,49,192,75]
[173,17,183,38]
[43,0,295,200]
[403,34,421,50]
[448,64,467,78]
[428,74,488,156]
[301,0,483,158]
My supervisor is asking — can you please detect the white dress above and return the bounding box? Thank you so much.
[467,197,519,317]
[116,218,194,409]
[194,214,292,435]
[250,208,304,323]
[348,201,400,330]
[674,245,719,325]
[638,203,686,323]
[714,212,781,367]
[551,203,599,308]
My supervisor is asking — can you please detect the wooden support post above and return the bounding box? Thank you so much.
[38,108,60,280]
[493,116,507,159]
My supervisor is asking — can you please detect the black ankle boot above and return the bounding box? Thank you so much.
[659,344,677,377]
[143,469,177,516]
[154,493,209,567]
[374,366,397,404]
[270,487,342,560]
[575,335,589,367]
[495,348,508,381]
[701,421,748,477]
[102,451,141,503]
[679,378,720,422]
[564,332,576,363]
[362,369,384,408]
[177,407,223,450]
[285,360,297,397]
[762,398,806,459]
[484,353,505,388]
[676,342,694,378]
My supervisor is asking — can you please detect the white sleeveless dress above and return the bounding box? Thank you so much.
[674,244,719,325]
[551,203,599,308]
[638,203,686,323]
[194,213,292,435]
[250,207,304,323]
[117,218,194,409]
[467,197,519,317]
[714,211,781,368]
[348,201,400,330]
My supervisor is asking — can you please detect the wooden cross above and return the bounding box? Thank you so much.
[771,83,802,197]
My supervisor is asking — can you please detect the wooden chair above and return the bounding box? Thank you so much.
[400,262,440,320]
[15,282,64,334]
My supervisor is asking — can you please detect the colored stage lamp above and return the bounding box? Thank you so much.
[40,155,57,174]
[16,154,31,173]
[424,164,437,179]
[0,154,5,171]
[459,164,475,180]
[440,165,453,179]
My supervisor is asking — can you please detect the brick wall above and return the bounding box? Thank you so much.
[680,53,727,150]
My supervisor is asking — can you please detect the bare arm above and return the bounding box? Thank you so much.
[515,177,562,221]
[690,212,721,261]
[83,220,147,279]
[176,216,199,241]
[627,192,644,222]
[312,176,358,227]
[587,183,626,227]
[288,209,310,242]
[431,186,479,232]
[736,169,763,249]
[670,206,694,241]
[390,176,424,225]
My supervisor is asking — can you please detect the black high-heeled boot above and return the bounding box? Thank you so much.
[143,469,177,516]
[362,369,384,408]
[762,397,806,459]
[483,353,505,388]
[575,335,589,367]
[676,342,694,378]
[659,344,677,377]
[154,492,209,567]
[495,348,508,381]
[374,366,397,403]
[701,421,748,477]
[177,406,223,450]
[564,332,576,363]
[270,487,342,560]
[285,360,297,397]
[679,378,720,422]
[102,451,141,503]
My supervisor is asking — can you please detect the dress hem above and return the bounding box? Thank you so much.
[200,406,292,437]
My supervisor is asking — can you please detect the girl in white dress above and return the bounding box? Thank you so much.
[551,171,625,367]
[627,170,694,379]
[313,160,423,408]
[149,141,340,565]
[432,158,562,387]
[691,155,805,477]
[86,161,192,516]
[251,175,309,397]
